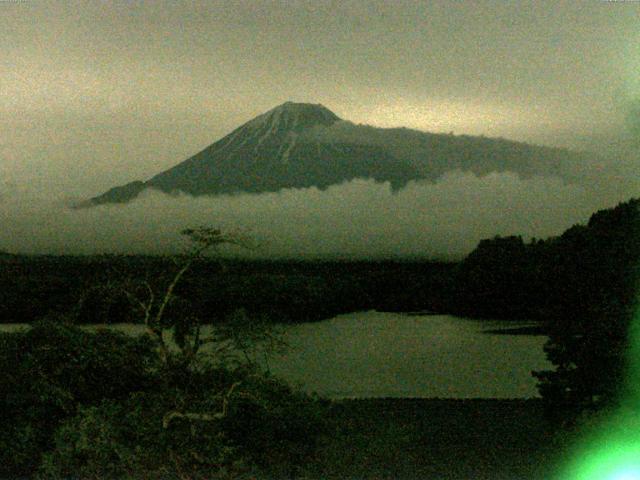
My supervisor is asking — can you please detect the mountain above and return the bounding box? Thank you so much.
[87,101,591,205]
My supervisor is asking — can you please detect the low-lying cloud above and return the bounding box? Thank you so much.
[3,167,637,259]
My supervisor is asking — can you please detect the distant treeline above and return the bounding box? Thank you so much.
[452,198,640,325]
[0,255,454,325]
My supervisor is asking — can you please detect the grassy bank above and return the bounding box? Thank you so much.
[306,398,568,480]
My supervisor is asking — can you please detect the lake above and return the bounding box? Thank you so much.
[266,311,550,399]
[0,311,551,399]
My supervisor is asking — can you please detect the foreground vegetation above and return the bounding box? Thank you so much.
[1,228,331,478]
[0,320,329,479]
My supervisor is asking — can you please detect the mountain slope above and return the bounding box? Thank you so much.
[88,101,591,205]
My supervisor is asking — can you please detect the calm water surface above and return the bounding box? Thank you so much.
[0,311,551,399]
[267,311,550,398]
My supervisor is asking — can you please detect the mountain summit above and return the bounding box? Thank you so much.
[245,101,340,133]
[87,101,588,206]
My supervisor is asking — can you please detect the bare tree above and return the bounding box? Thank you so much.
[121,227,253,365]
[81,227,289,428]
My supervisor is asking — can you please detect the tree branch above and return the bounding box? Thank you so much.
[162,381,242,428]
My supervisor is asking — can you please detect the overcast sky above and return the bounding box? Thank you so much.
[0,1,639,257]
[1,0,638,196]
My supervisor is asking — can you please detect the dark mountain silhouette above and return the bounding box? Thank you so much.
[87,101,591,205]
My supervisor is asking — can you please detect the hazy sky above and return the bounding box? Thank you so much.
[1,1,639,257]
[1,0,638,196]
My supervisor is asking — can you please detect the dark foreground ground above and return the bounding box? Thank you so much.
[305,399,567,480]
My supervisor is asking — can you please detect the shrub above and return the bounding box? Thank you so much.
[0,320,158,477]
[38,365,329,479]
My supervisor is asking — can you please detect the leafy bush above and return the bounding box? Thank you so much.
[0,320,158,477]
[0,320,329,478]
[37,392,245,480]
[219,369,330,475]
[38,365,329,479]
